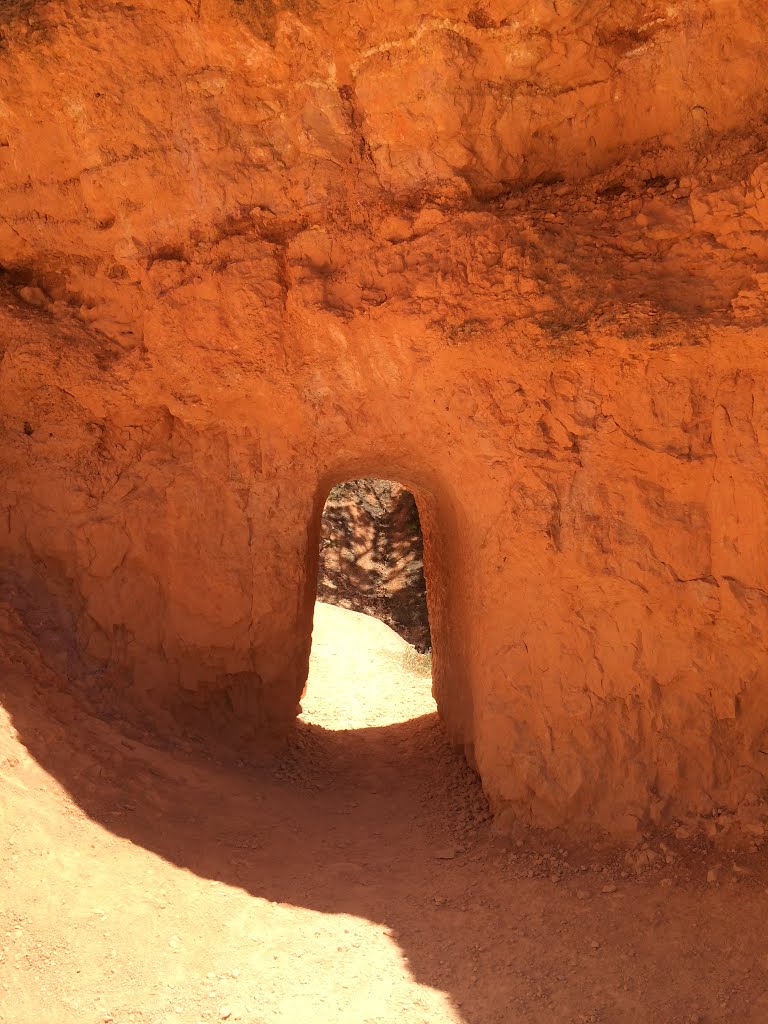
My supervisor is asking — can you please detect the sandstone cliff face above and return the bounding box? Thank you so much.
[2,0,768,833]
[317,480,431,652]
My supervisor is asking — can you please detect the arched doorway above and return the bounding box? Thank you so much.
[304,478,434,730]
[295,467,474,762]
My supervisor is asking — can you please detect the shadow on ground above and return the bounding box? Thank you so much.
[2,669,506,1019]
[2,604,767,1023]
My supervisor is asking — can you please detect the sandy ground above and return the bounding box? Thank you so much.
[1,601,768,1024]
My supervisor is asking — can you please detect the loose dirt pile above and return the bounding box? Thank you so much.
[1,601,768,1023]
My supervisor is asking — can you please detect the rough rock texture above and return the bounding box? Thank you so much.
[317,479,431,652]
[2,0,768,833]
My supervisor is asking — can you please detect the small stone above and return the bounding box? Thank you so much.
[660,878,674,888]
[18,286,47,308]
[219,1009,231,1021]
[601,883,617,894]
[434,847,457,860]
[576,889,589,900]
[707,867,719,884]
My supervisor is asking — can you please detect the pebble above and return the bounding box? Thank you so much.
[601,883,617,894]
[219,1009,231,1021]
[675,824,695,840]
[433,847,457,860]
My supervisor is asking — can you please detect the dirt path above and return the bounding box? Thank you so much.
[1,601,767,1024]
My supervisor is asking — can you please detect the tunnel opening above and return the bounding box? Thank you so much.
[317,479,432,653]
[302,478,437,732]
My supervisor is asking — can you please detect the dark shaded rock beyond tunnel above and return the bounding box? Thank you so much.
[316,479,431,653]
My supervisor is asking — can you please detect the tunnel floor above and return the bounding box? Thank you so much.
[301,601,435,731]
[1,601,767,1023]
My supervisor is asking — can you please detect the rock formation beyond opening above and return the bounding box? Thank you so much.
[1,0,768,836]
[317,480,431,653]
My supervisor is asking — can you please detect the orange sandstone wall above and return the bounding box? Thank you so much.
[1,0,768,832]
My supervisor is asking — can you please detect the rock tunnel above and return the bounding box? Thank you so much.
[1,0,768,838]
[301,469,470,759]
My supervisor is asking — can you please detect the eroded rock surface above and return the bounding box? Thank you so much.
[1,0,768,833]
